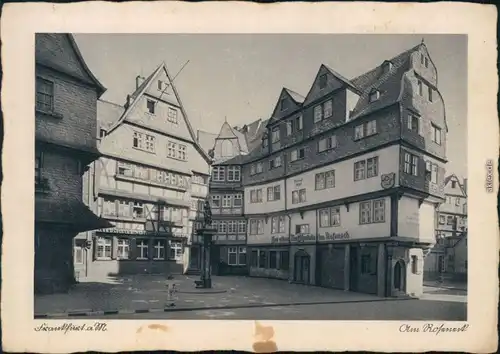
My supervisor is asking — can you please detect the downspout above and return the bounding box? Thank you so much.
[283,138,292,281]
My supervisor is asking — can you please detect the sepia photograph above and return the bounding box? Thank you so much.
[33,33,467,321]
[1,3,497,353]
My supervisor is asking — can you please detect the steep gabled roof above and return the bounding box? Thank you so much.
[284,88,305,104]
[98,99,125,130]
[323,64,362,94]
[197,130,217,154]
[444,174,467,197]
[105,62,211,164]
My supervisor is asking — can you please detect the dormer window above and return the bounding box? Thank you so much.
[319,74,327,89]
[382,61,393,74]
[369,90,380,103]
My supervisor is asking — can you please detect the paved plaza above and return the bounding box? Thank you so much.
[35,275,466,321]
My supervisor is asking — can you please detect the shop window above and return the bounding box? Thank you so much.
[361,254,375,274]
[169,241,183,260]
[228,247,238,265]
[136,239,149,260]
[295,224,309,234]
[117,239,130,259]
[96,237,112,260]
[251,250,258,267]
[258,250,267,268]
[238,247,247,265]
[269,251,278,269]
[154,240,165,260]
[279,250,289,270]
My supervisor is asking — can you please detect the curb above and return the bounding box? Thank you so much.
[34,296,414,319]
[424,284,467,291]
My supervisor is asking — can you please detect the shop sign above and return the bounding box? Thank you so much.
[318,231,350,242]
[294,179,303,188]
[271,235,289,244]
[290,233,316,243]
[96,228,149,235]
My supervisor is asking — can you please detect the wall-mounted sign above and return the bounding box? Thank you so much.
[271,235,290,244]
[290,233,316,243]
[294,179,303,188]
[96,228,149,235]
[318,232,350,242]
[381,173,396,189]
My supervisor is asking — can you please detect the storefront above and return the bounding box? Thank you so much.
[247,233,290,280]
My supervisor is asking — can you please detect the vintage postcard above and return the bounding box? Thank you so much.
[1,2,498,353]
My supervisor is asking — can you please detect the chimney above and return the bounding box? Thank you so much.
[124,94,131,109]
[233,126,240,131]
[463,178,468,194]
[136,75,146,89]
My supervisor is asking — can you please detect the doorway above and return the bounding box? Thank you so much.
[349,246,359,292]
[394,260,406,292]
[294,250,310,284]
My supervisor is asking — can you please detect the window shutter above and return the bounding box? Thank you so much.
[418,117,424,136]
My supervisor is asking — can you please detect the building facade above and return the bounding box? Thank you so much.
[241,42,447,297]
[424,174,468,281]
[206,122,249,275]
[75,63,211,279]
[35,33,112,293]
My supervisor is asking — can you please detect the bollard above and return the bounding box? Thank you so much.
[165,282,178,307]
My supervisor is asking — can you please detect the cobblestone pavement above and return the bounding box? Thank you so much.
[34,275,467,318]
[83,298,466,321]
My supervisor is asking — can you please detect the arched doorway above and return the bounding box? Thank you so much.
[394,260,406,292]
[294,250,310,284]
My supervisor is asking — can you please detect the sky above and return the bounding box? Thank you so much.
[74,34,467,178]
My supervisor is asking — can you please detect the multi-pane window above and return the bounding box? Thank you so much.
[267,185,281,201]
[35,151,42,186]
[96,237,112,259]
[404,153,418,176]
[271,127,280,143]
[271,217,278,234]
[137,239,149,260]
[250,189,263,203]
[439,215,446,224]
[228,221,237,234]
[292,189,306,204]
[211,195,221,208]
[270,155,282,169]
[280,98,287,111]
[249,219,264,235]
[116,238,130,259]
[133,132,156,153]
[290,148,305,162]
[228,247,238,265]
[295,224,309,234]
[360,199,386,224]
[256,163,263,174]
[315,170,335,190]
[212,166,225,182]
[169,241,183,260]
[319,207,341,227]
[354,157,378,181]
[167,142,175,158]
[314,99,333,123]
[118,200,131,217]
[218,221,227,233]
[354,120,377,140]
[431,124,442,145]
[408,114,420,133]
[295,115,303,131]
[238,247,246,265]
[271,216,285,234]
[153,240,165,260]
[36,78,54,112]
[132,202,144,218]
[238,220,246,233]
[318,135,337,152]
[418,80,423,96]
[447,215,455,225]
[233,193,243,207]
[167,107,178,123]
[177,144,187,161]
[431,164,438,183]
[227,166,241,181]
[147,99,156,114]
[222,195,232,208]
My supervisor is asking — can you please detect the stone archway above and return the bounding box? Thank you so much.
[394,259,406,292]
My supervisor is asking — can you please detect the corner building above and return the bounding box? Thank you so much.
[243,42,447,297]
